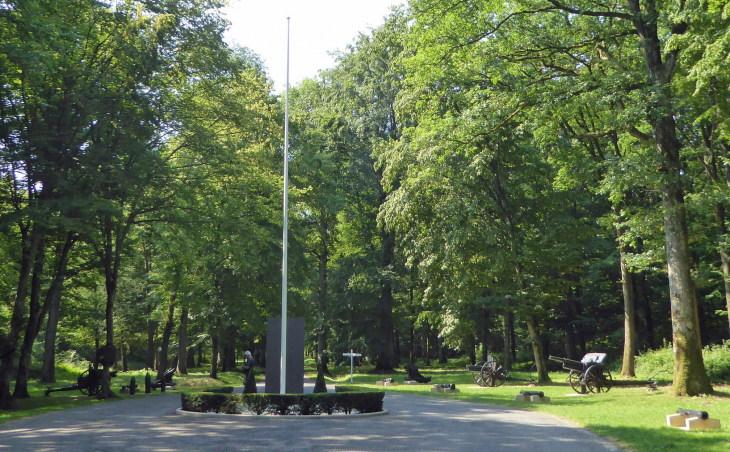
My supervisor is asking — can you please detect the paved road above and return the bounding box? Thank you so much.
[0,391,620,452]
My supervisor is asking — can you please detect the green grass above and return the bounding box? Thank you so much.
[312,365,730,452]
[0,367,244,426]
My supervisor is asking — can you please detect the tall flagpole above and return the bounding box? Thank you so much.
[280,16,290,395]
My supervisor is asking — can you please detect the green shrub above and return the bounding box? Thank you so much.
[181,393,237,413]
[703,340,730,383]
[182,392,384,415]
[635,342,730,384]
[201,386,234,394]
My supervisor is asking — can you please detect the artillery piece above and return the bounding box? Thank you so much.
[45,366,115,397]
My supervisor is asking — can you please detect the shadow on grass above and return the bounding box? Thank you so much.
[588,423,729,452]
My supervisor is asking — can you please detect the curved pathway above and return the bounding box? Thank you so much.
[0,392,620,452]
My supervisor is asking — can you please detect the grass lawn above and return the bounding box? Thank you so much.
[315,362,730,452]
[0,367,244,426]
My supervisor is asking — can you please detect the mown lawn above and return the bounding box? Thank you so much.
[316,364,730,452]
[0,367,244,425]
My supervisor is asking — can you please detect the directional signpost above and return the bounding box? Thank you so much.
[342,350,362,383]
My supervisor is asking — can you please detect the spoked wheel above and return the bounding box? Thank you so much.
[78,370,102,396]
[480,361,506,387]
[585,365,612,393]
[472,362,487,386]
[568,370,585,393]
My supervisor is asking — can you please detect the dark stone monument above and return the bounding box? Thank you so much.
[265,317,305,394]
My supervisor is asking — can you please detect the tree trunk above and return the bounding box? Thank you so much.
[503,308,514,371]
[13,235,46,398]
[122,343,128,372]
[317,228,328,365]
[147,319,158,370]
[626,0,712,396]
[157,299,175,381]
[619,243,637,378]
[177,308,188,374]
[0,225,42,409]
[374,229,396,371]
[438,335,447,364]
[210,334,219,379]
[409,324,415,363]
[16,233,75,396]
[423,318,430,366]
[481,309,490,362]
[526,315,551,384]
[637,272,655,350]
[186,347,195,369]
[41,285,62,383]
[713,203,730,336]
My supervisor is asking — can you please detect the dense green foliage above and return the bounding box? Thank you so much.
[2,0,730,412]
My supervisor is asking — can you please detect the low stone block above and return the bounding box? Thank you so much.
[404,380,418,385]
[666,414,687,428]
[514,394,529,402]
[681,417,721,431]
[530,395,550,403]
[430,387,459,393]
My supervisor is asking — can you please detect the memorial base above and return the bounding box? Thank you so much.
[514,395,550,403]
[666,414,721,430]
[430,387,459,393]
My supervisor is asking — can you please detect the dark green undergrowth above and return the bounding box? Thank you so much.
[180,390,385,415]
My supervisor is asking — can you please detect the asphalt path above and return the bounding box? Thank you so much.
[0,390,621,452]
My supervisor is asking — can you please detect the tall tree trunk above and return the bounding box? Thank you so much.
[41,285,62,383]
[375,229,396,371]
[210,334,219,379]
[423,319,430,366]
[157,298,175,381]
[438,335,446,364]
[409,324,415,363]
[147,319,157,370]
[637,272,655,350]
[526,315,551,383]
[626,0,712,396]
[481,309,490,362]
[503,308,513,370]
[619,243,637,378]
[317,228,328,365]
[16,233,75,396]
[177,308,188,374]
[121,343,128,372]
[13,235,46,398]
[0,225,42,409]
[186,347,195,369]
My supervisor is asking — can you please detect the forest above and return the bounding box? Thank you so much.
[2,0,730,408]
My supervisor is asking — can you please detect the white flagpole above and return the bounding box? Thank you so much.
[280,16,290,395]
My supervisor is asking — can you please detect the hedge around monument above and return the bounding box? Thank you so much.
[180,391,384,415]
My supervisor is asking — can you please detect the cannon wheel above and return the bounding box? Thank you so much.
[79,370,102,396]
[480,361,506,387]
[568,370,585,393]
[585,365,612,393]
[471,361,487,386]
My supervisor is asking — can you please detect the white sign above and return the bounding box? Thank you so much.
[342,349,361,383]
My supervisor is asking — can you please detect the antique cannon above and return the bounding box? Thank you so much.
[45,366,115,396]
[549,352,612,394]
[466,360,507,387]
[404,363,431,383]
[148,368,176,391]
